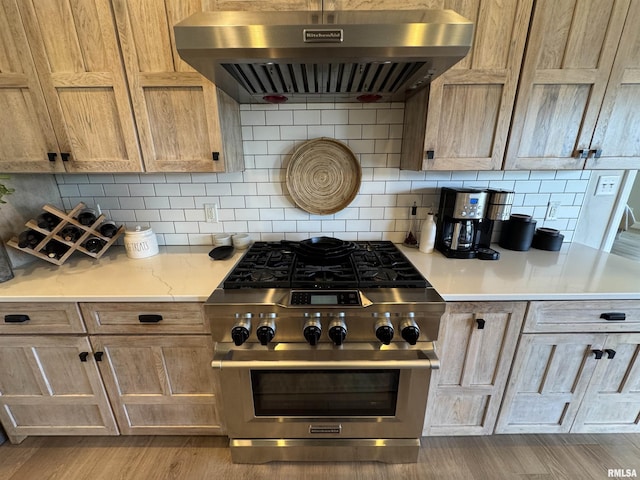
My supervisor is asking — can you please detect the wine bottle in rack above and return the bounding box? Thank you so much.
[59,225,83,243]
[36,212,61,231]
[44,240,70,260]
[98,220,118,238]
[83,237,106,253]
[17,229,46,249]
[76,208,98,226]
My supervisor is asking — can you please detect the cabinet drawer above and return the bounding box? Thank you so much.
[523,301,640,333]
[0,303,85,334]
[80,303,208,334]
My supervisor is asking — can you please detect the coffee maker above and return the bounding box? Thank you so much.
[479,189,515,247]
[435,187,488,259]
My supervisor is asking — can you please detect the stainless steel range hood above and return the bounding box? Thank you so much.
[174,10,473,104]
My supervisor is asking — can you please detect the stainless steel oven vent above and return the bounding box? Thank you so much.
[174,10,473,104]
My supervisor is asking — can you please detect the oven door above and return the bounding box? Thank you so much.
[213,343,437,439]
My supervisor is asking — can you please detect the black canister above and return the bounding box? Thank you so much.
[531,227,564,251]
[499,214,537,251]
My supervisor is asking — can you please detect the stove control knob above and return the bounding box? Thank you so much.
[400,313,420,345]
[231,314,252,346]
[256,319,276,346]
[303,316,322,346]
[328,316,348,346]
[374,314,394,345]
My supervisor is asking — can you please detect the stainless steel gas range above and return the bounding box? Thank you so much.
[204,238,444,464]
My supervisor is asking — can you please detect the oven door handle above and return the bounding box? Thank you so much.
[212,350,439,370]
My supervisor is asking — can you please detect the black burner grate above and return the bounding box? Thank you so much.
[221,240,428,289]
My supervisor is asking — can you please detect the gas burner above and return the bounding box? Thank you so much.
[374,267,398,282]
[305,265,346,282]
[251,269,277,282]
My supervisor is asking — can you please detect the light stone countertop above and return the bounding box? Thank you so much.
[0,246,243,302]
[398,242,640,301]
[1,243,639,303]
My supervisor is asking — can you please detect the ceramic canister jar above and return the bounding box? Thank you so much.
[124,226,159,259]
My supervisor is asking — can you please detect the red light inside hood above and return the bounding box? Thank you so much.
[263,95,288,104]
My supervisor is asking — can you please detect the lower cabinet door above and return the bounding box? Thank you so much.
[0,336,118,441]
[90,335,223,435]
[423,302,526,436]
[495,333,606,434]
[572,333,640,433]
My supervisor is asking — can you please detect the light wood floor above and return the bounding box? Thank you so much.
[1,434,640,479]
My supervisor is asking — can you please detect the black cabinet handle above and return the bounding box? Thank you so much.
[476,318,485,330]
[592,349,604,360]
[61,153,70,162]
[426,149,435,160]
[47,152,57,162]
[79,352,89,362]
[600,312,626,321]
[575,149,589,158]
[138,314,163,323]
[212,152,220,161]
[94,352,104,362]
[605,349,616,359]
[591,148,602,158]
[4,314,30,323]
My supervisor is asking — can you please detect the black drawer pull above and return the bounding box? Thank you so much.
[605,349,616,359]
[4,314,31,323]
[138,314,163,323]
[592,349,603,360]
[600,312,626,321]
[94,352,104,362]
[476,318,485,330]
[79,352,89,362]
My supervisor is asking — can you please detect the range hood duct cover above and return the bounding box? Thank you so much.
[174,10,473,103]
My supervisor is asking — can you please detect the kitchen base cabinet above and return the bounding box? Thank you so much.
[0,336,118,444]
[423,302,525,436]
[90,335,223,435]
[495,333,605,434]
[571,334,640,433]
[496,301,640,434]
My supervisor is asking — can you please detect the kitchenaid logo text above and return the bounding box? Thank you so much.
[608,469,637,478]
[303,29,343,43]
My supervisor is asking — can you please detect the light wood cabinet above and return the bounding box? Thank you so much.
[111,0,244,173]
[423,302,525,436]
[496,300,640,434]
[0,302,85,334]
[0,335,119,443]
[371,0,532,171]
[495,332,605,433]
[83,301,223,435]
[504,0,638,170]
[571,333,640,433]
[90,335,223,435]
[0,0,142,172]
[0,0,62,172]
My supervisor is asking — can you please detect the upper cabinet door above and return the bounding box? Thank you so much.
[0,0,63,172]
[16,0,143,172]
[586,0,640,169]
[504,0,630,170]
[390,0,532,171]
[112,0,244,173]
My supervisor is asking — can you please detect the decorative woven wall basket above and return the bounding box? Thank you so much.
[286,137,362,215]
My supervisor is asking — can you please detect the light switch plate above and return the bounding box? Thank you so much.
[595,175,620,196]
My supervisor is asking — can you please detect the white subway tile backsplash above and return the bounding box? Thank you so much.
[53,103,591,246]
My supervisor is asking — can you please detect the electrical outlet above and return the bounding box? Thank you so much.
[594,175,620,196]
[545,201,561,221]
[204,203,218,223]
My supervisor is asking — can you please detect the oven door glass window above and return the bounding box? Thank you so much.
[251,369,400,416]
